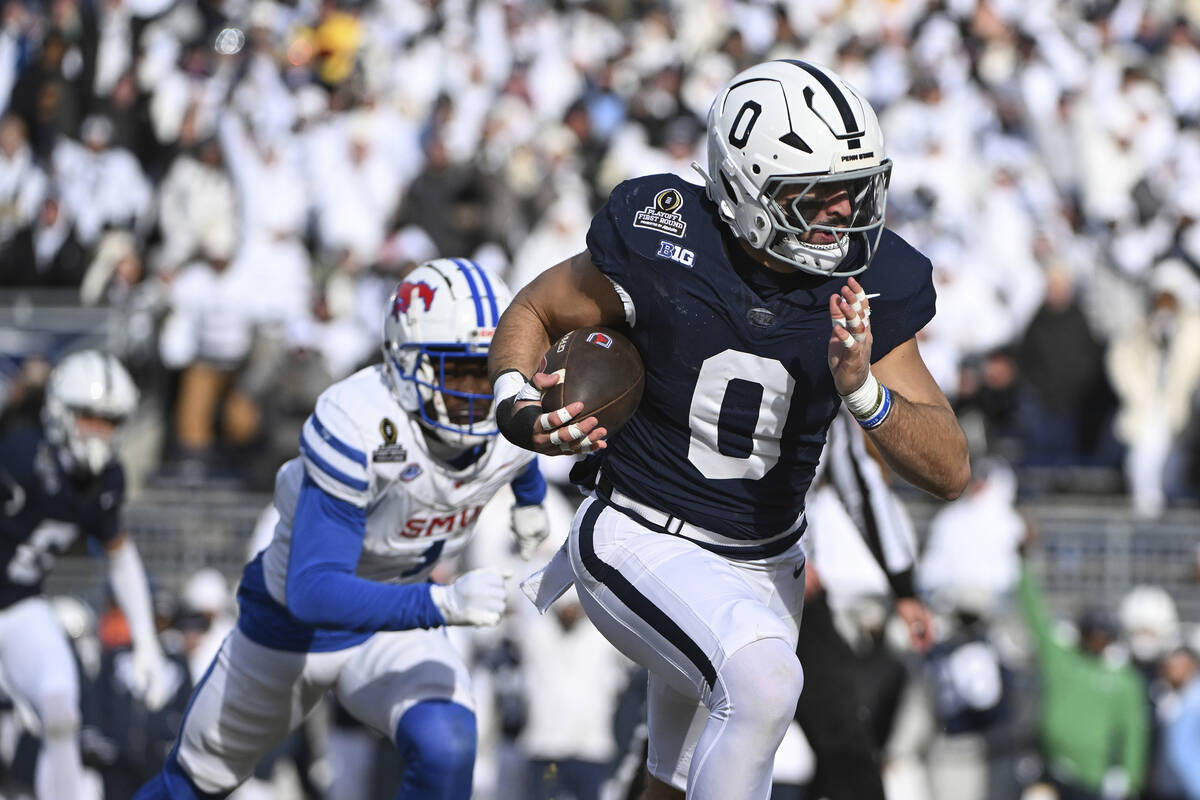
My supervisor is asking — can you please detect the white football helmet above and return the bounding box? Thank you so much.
[382,258,514,448]
[42,350,139,475]
[700,59,891,277]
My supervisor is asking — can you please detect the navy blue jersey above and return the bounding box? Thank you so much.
[0,427,124,608]
[581,174,935,541]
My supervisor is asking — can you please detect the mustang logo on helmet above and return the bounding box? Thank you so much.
[391,281,437,319]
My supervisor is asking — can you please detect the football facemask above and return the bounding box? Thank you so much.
[381,259,514,448]
[701,59,891,277]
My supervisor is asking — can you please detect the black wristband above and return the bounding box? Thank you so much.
[888,568,917,601]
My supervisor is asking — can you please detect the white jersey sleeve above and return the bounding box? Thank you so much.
[299,393,372,507]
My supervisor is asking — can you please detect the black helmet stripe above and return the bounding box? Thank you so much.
[780,59,861,137]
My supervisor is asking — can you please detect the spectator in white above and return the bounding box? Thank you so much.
[969,158,1048,343]
[217,110,308,247]
[217,109,312,326]
[1119,586,1182,675]
[287,270,378,383]
[310,111,402,264]
[519,586,634,800]
[228,1,299,142]
[465,481,633,800]
[919,459,1027,618]
[178,568,235,684]
[1106,259,1200,518]
[0,114,46,247]
[156,137,237,273]
[1164,20,1200,123]
[80,228,143,306]
[1117,586,1185,800]
[0,3,25,117]
[158,223,261,468]
[50,113,152,247]
[146,40,233,149]
[1073,92,1146,238]
[92,0,133,100]
[507,186,591,292]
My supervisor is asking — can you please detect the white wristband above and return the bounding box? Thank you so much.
[840,371,883,419]
[493,370,528,404]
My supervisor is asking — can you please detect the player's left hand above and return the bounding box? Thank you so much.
[131,643,172,712]
[496,371,608,456]
[895,597,935,652]
[511,504,550,560]
[827,277,873,395]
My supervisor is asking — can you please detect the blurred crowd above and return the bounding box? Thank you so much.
[0,0,1197,513]
[4,464,1200,800]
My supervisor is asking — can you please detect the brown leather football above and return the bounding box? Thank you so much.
[540,326,645,435]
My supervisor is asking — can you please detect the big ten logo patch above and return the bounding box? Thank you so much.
[656,240,695,267]
[401,505,482,538]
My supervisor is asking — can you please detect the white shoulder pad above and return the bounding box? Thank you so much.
[299,390,372,508]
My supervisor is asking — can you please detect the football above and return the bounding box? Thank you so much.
[540,326,645,436]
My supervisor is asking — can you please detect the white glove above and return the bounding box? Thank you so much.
[130,643,172,712]
[511,504,550,560]
[1101,768,1130,800]
[429,569,509,627]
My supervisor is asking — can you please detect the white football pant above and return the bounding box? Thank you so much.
[567,497,806,800]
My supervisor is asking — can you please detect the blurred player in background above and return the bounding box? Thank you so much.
[797,408,934,800]
[135,259,551,800]
[0,349,171,800]
[490,60,968,800]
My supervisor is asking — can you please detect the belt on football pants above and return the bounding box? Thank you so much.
[594,472,805,560]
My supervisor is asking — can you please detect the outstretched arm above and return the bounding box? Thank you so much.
[286,478,507,630]
[827,278,969,500]
[105,535,170,710]
[488,251,627,456]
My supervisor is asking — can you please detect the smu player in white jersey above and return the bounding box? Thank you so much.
[136,259,550,800]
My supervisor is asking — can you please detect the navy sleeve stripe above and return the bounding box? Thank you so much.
[451,259,486,327]
[310,413,367,466]
[300,438,369,492]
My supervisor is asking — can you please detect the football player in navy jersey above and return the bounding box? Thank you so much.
[0,350,172,800]
[490,60,969,800]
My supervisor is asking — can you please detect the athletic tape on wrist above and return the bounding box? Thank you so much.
[492,370,528,405]
[840,371,882,418]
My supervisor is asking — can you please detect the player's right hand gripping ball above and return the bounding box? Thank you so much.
[540,327,645,437]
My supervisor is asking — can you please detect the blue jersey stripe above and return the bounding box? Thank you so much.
[300,438,369,492]
[309,414,367,466]
[453,260,486,327]
[461,258,499,325]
